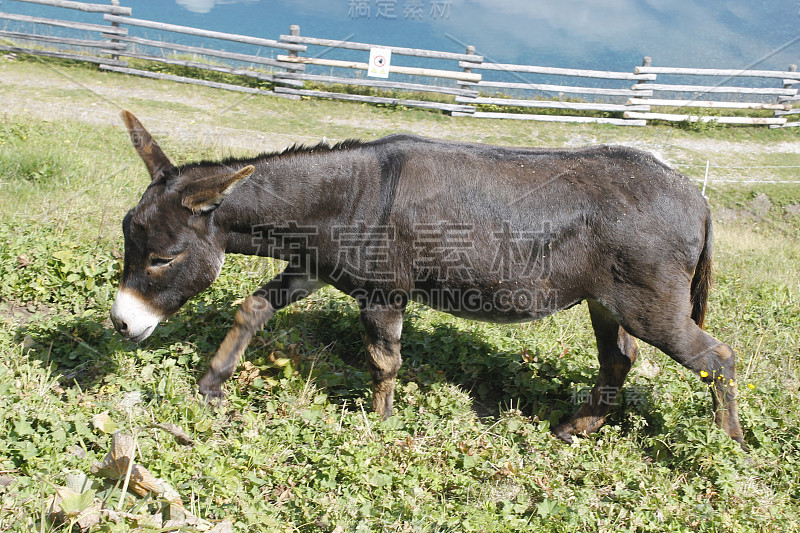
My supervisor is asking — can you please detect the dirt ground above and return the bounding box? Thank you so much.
[2,55,800,183]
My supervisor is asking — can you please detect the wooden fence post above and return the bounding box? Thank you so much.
[108,0,121,60]
[638,56,652,82]
[458,45,477,114]
[288,25,300,58]
[775,63,798,127]
[781,63,796,105]
[286,25,305,76]
[460,45,475,85]
[625,56,652,123]
[783,64,796,90]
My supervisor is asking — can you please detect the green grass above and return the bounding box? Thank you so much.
[0,59,799,531]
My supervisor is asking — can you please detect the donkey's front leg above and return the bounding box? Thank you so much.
[360,302,406,418]
[198,268,325,399]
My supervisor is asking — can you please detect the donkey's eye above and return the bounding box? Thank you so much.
[149,255,175,268]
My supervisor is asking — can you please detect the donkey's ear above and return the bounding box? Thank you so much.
[181,165,255,214]
[121,110,174,181]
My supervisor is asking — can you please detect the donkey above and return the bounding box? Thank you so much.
[110,111,745,448]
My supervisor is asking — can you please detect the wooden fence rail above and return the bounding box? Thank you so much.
[99,64,293,98]
[280,34,483,63]
[102,14,305,53]
[105,34,303,71]
[274,55,479,82]
[0,0,796,127]
[275,72,479,97]
[12,0,130,15]
[635,66,800,79]
[0,11,125,34]
[0,29,125,49]
[0,6,127,67]
[462,61,656,81]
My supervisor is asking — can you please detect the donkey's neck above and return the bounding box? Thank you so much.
[214,148,376,256]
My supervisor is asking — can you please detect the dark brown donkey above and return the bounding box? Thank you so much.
[110,111,745,448]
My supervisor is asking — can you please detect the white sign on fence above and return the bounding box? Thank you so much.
[368,47,391,78]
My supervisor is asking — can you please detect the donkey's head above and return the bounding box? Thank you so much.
[110,111,254,342]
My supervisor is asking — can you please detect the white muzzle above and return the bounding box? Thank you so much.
[110,288,163,342]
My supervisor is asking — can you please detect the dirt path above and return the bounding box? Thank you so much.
[2,56,800,183]
[0,57,340,153]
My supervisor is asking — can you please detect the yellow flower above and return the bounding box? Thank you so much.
[700,371,709,378]
[747,383,755,390]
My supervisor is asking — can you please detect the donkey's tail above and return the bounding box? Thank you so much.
[690,209,713,329]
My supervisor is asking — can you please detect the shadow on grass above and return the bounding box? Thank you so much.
[269,301,668,443]
[14,291,664,442]
[267,302,610,428]
[13,291,241,391]
[16,312,122,389]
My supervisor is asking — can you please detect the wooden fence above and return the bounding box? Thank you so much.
[450,60,656,126]
[626,59,797,127]
[0,0,797,127]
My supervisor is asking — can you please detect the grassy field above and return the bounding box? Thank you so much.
[0,57,799,532]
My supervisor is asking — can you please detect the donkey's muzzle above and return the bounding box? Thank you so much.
[110,288,163,342]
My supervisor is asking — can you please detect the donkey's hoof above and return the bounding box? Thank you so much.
[552,424,575,445]
[734,435,750,453]
[198,383,226,405]
[201,393,227,410]
[201,388,224,400]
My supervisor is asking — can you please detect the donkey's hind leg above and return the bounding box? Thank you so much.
[554,300,638,443]
[633,316,745,448]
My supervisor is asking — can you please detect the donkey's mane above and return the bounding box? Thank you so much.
[178,138,365,173]
[276,138,365,158]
